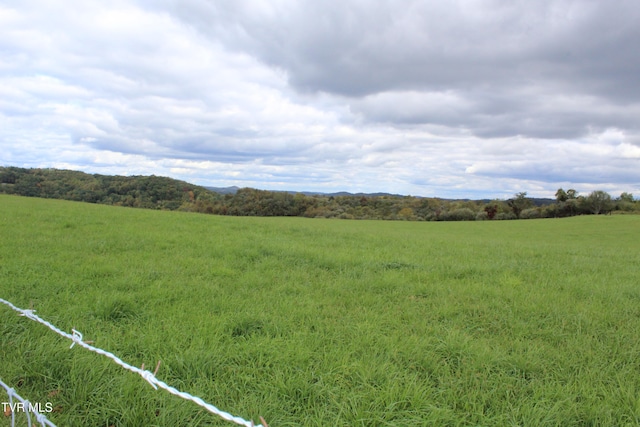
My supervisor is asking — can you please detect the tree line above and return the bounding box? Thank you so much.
[1,167,637,221]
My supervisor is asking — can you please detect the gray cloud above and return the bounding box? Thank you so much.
[156,0,640,137]
[1,0,639,198]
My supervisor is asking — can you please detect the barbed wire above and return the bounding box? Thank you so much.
[0,377,57,427]
[0,298,268,427]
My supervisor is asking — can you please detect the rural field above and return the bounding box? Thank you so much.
[1,194,640,426]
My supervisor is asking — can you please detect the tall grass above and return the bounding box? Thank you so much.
[1,194,640,426]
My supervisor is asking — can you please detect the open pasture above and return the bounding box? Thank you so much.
[1,194,640,426]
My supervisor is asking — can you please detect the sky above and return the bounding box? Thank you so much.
[1,0,639,199]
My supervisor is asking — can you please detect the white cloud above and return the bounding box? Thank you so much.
[1,0,639,199]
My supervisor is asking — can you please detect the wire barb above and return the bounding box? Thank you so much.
[153,360,162,376]
[70,329,83,348]
[139,370,159,390]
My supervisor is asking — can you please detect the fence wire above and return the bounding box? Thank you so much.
[0,298,267,427]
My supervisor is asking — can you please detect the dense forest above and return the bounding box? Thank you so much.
[1,166,638,220]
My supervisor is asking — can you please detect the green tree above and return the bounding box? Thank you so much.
[507,192,532,219]
[619,192,634,203]
[616,192,636,212]
[0,167,19,184]
[555,188,568,202]
[584,190,613,215]
[553,188,580,217]
[398,207,415,220]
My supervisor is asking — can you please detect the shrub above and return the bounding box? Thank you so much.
[520,208,541,219]
[476,211,489,221]
[440,208,476,221]
[495,212,517,220]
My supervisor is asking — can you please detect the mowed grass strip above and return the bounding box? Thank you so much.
[1,194,640,426]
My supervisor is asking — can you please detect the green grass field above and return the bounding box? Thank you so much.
[1,194,640,426]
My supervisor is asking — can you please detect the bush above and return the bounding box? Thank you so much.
[440,208,476,221]
[615,201,637,212]
[475,211,489,221]
[520,208,541,219]
[495,212,517,220]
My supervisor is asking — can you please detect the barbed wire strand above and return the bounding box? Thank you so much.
[0,377,58,427]
[0,298,267,427]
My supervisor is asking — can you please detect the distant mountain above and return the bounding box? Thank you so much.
[299,191,408,198]
[530,198,555,206]
[205,186,407,198]
[476,197,554,206]
[204,186,555,204]
[205,186,240,194]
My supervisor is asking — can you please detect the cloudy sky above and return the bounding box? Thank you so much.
[1,0,639,199]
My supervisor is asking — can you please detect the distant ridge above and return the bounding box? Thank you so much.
[205,186,412,198]
[205,186,240,195]
[204,186,555,204]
